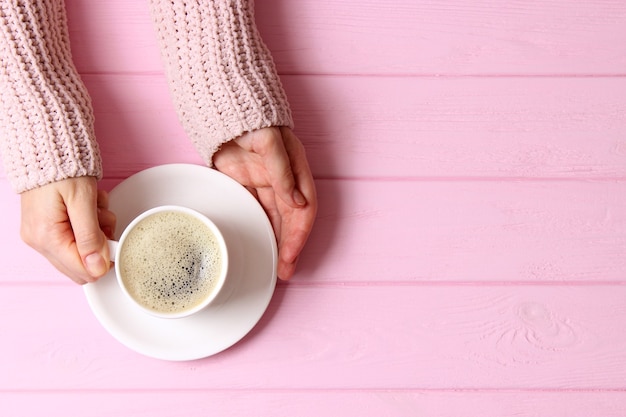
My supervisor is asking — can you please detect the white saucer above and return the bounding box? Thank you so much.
[83,164,277,361]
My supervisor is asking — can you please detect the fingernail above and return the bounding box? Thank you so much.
[85,253,107,277]
[293,189,306,206]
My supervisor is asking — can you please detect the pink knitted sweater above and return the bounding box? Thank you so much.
[0,0,293,193]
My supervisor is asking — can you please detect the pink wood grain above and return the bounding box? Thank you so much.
[3,179,626,284]
[281,76,626,179]
[2,74,620,180]
[257,0,626,76]
[2,391,626,417]
[1,0,625,415]
[64,0,626,75]
[2,285,626,390]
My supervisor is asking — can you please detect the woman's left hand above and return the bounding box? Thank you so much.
[213,126,317,280]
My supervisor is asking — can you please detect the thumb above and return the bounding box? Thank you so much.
[66,185,111,279]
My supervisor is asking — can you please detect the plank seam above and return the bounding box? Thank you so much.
[75,71,626,78]
[1,281,626,288]
[1,388,626,394]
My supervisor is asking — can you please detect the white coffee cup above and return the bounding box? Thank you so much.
[107,205,228,319]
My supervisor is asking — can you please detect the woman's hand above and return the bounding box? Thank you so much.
[20,177,116,285]
[213,126,317,280]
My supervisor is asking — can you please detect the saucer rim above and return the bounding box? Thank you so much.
[83,163,277,361]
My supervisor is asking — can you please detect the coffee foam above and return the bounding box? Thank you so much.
[119,211,222,314]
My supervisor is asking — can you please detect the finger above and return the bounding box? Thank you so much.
[98,207,117,240]
[277,256,298,281]
[40,227,98,285]
[20,182,96,284]
[22,218,92,285]
[279,128,318,264]
[279,214,314,265]
[65,184,111,279]
[257,187,300,280]
[274,195,317,281]
[257,187,282,244]
[281,127,316,207]
[261,198,314,281]
[276,225,308,281]
[254,128,303,208]
[46,255,89,285]
[96,189,109,209]
[97,188,116,239]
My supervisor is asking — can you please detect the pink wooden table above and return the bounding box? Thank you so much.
[1,1,626,415]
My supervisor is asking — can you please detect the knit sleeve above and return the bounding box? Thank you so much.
[148,0,293,165]
[0,0,101,193]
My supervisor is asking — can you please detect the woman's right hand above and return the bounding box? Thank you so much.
[20,177,116,285]
[213,126,317,281]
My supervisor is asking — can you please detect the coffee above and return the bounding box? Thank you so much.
[118,210,223,315]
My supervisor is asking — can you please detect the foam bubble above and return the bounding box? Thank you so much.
[119,211,223,314]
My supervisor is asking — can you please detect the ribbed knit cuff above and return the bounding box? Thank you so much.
[0,0,101,193]
[148,0,293,165]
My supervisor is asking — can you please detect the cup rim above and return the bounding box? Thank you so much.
[114,205,229,319]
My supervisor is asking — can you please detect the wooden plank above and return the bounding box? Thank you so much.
[85,75,204,178]
[4,75,625,179]
[1,1,621,414]
[295,180,626,283]
[2,391,626,417]
[283,76,626,179]
[2,179,626,284]
[257,0,626,76]
[1,284,626,390]
[1,75,615,180]
[64,0,626,75]
[66,0,164,74]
